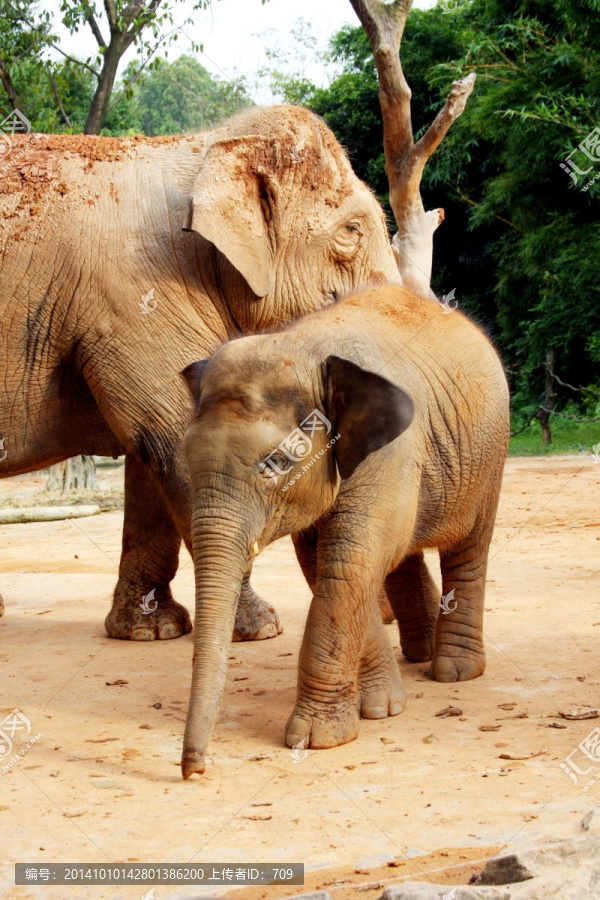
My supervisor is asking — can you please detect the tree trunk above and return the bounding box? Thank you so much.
[84,40,124,134]
[46,456,99,492]
[349,0,475,297]
[0,57,22,114]
[539,350,556,446]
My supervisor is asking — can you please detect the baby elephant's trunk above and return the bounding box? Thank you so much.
[182,514,250,780]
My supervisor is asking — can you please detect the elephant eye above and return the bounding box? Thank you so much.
[346,221,361,234]
[258,451,293,483]
[270,452,292,469]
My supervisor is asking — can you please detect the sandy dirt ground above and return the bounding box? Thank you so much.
[1,455,599,900]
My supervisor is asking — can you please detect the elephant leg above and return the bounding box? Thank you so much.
[285,529,396,749]
[105,454,192,641]
[292,528,401,711]
[292,526,319,591]
[385,552,440,662]
[430,523,491,682]
[232,571,282,641]
[358,604,406,719]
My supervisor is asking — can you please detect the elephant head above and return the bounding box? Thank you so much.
[179,335,413,779]
[183,106,400,330]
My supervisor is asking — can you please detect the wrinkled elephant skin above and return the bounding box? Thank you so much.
[0,106,399,645]
[181,284,509,778]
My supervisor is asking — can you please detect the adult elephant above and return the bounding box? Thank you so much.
[0,105,400,641]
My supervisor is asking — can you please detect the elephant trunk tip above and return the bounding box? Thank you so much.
[181,748,206,780]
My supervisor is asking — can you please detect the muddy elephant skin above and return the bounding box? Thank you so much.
[0,105,399,643]
[181,284,509,778]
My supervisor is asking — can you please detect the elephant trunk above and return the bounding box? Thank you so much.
[182,509,252,780]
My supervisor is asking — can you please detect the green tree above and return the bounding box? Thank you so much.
[0,0,268,134]
[301,1,600,420]
[430,0,600,415]
[134,54,249,135]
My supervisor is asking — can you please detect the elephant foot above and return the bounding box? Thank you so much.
[400,633,435,662]
[430,651,486,682]
[359,655,406,719]
[285,697,359,750]
[105,587,192,641]
[233,581,282,641]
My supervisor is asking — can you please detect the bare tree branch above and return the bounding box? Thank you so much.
[86,9,107,48]
[104,0,118,30]
[51,43,100,77]
[105,26,178,113]
[349,0,476,297]
[46,63,71,127]
[550,370,600,397]
[405,73,476,199]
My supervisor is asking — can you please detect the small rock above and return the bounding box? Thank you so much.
[435,705,462,717]
[153,702,162,709]
[422,734,438,744]
[474,853,534,885]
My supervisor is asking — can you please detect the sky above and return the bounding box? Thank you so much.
[50,0,437,102]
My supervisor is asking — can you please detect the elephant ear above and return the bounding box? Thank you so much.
[325,355,414,480]
[183,135,278,298]
[181,358,210,412]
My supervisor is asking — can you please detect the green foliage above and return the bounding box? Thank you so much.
[0,0,264,132]
[133,54,249,135]
[301,0,600,430]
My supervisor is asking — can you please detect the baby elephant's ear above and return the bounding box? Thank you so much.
[181,359,210,411]
[325,355,414,480]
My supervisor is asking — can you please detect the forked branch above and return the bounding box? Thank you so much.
[349,0,476,296]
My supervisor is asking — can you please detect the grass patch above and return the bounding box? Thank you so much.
[509,417,600,456]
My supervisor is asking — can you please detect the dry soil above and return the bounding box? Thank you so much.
[0,455,599,899]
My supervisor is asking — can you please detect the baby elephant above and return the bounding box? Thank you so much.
[180,284,509,778]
